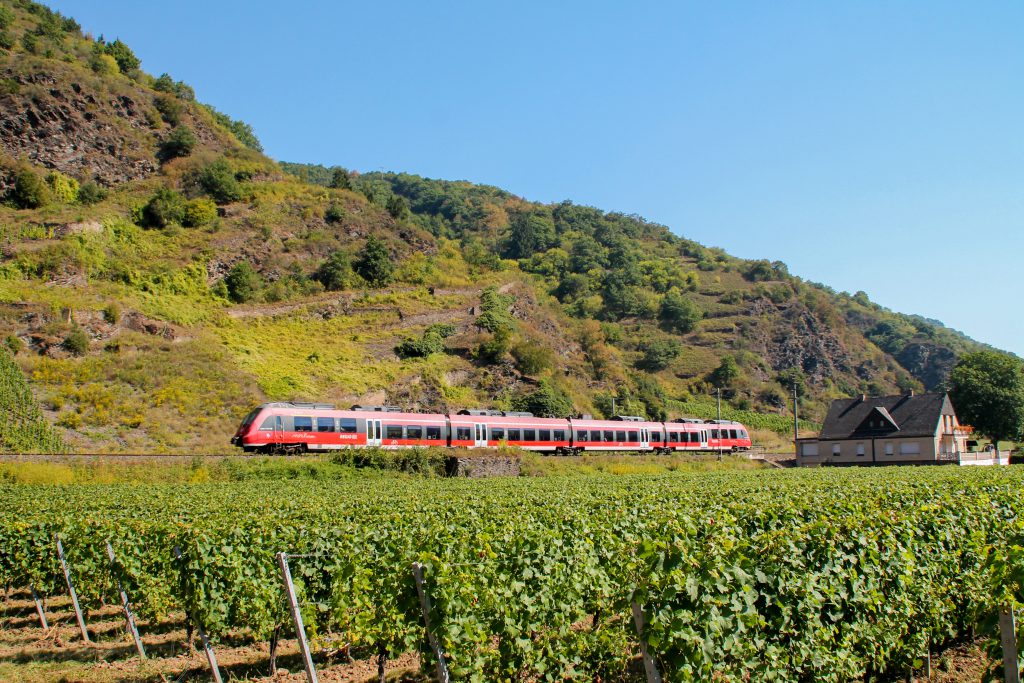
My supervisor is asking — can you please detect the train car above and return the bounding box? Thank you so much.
[232,403,753,456]
[568,415,665,454]
[703,420,752,452]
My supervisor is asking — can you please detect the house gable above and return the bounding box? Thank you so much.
[818,392,950,441]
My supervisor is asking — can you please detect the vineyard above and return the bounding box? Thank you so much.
[0,348,67,454]
[1,467,1023,681]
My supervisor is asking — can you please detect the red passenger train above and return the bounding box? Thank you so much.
[231,403,752,455]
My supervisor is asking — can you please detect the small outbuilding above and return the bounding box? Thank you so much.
[796,392,1009,467]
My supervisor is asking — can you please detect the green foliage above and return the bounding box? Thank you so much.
[200,104,263,151]
[102,302,120,325]
[141,187,186,228]
[324,203,346,224]
[313,251,358,291]
[0,347,67,453]
[395,324,456,359]
[88,48,119,75]
[638,338,681,371]
[76,181,108,205]
[0,6,13,30]
[948,351,1024,445]
[354,235,393,287]
[743,259,788,282]
[510,338,554,375]
[160,125,197,160]
[475,285,515,334]
[4,335,22,355]
[511,378,574,417]
[154,93,183,126]
[476,326,512,363]
[386,194,409,220]
[329,167,351,189]
[61,327,89,356]
[103,38,140,72]
[193,158,243,203]
[224,261,260,303]
[0,30,14,50]
[709,355,741,388]
[659,289,702,334]
[45,171,78,203]
[506,210,556,259]
[11,166,50,209]
[182,198,217,228]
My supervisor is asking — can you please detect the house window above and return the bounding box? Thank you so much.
[802,443,818,456]
[885,443,894,456]
[832,444,841,456]
[900,442,920,455]
[856,443,865,456]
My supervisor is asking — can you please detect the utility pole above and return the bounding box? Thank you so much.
[716,388,722,461]
[716,388,721,422]
[792,384,799,455]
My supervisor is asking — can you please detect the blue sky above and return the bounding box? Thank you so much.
[52,1,1024,355]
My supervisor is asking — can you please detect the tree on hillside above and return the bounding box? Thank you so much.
[709,356,741,389]
[505,211,556,259]
[948,351,1024,448]
[103,38,140,72]
[355,235,393,287]
[511,379,574,418]
[224,262,260,303]
[659,290,702,334]
[329,167,351,190]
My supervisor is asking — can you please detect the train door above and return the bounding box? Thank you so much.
[272,415,284,448]
[640,427,649,450]
[366,419,382,447]
[474,423,488,448]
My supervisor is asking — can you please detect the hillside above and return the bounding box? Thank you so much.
[0,0,997,453]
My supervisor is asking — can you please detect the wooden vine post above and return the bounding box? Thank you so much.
[54,535,89,642]
[172,546,223,683]
[30,585,49,630]
[1000,607,1021,683]
[631,601,663,683]
[411,562,451,683]
[105,541,146,659]
[276,552,319,683]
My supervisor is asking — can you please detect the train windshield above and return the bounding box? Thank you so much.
[238,408,261,431]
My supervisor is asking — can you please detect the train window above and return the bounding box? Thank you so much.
[650,431,660,442]
[508,428,521,441]
[259,416,276,430]
[316,418,335,432]
[669,431,679,442]
[407,425,423,439]
[729,429,738,439]
[740,430,748,439]
[603,430,613,442]
[491,427,505,441]
[628,431,638,442]
[612,430,623,442]
[553,429,565,441]
[576,429,588,441]
[339,418,357,433]
[386,425,403,439]
[524,429,536,441]
[426,426,442,440]
[456,427,472,441]
[539,429,551,441]
[294,416,313,432]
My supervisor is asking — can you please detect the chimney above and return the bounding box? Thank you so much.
[860,394,866,402]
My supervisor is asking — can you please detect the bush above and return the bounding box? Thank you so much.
[104,38,140,72]
[89,51,118,76]
[45,171,78,203]
[76,181,107,205]
[329,167,351,189]
[709,355,741,388]
[141,187,186,228]
[102,302,120,325]
[61,328,89,356]
[314,251,357,291]
[154,93,184,126]
[659,290,702,334]
[395,324,455,359]
[12,167,50,209]
[324,203,346,224]
[511,339,554,375]
[476,327,512,363]
[4,335,22,355]
[224,261,260,303]
[511,379,574,418]
[194,158,243,203]
[160,125,196,160]
[386,194,409,220]
[182,198,217,227]
[354,235,393,287]
[638,339,681,371]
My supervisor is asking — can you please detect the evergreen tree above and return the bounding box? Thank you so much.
[355,235,393,287]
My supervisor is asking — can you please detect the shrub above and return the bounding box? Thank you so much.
[386,194,409,220]
[154,93,183,126]
[4,335,22,355]
[511,339,554,375]
[0,6,12,30]
[395,324,456,359]
[76,181,107,205]
[314,251,357,291]
[89,51,118,76]
[638,339,681,371]
[476,327,512,363]
[160,125,196,160]
[57,411,82,429]
[0,31,13,51]
[104,38,140,72]
[141,187,186,228]
[659,290,702,334]
[45,171,78,203]
[182,198,217,227]
[511,378,574,418]
[61,328,89,356]
[194,158,243,203]
[153,73,175,93]
[12,167,50,209]
[709,355,741,388]
[102,302,120,325]
[224,261,260,303]
[354,235,393,287]
[324,203,346,224]
[329,167,351,189]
